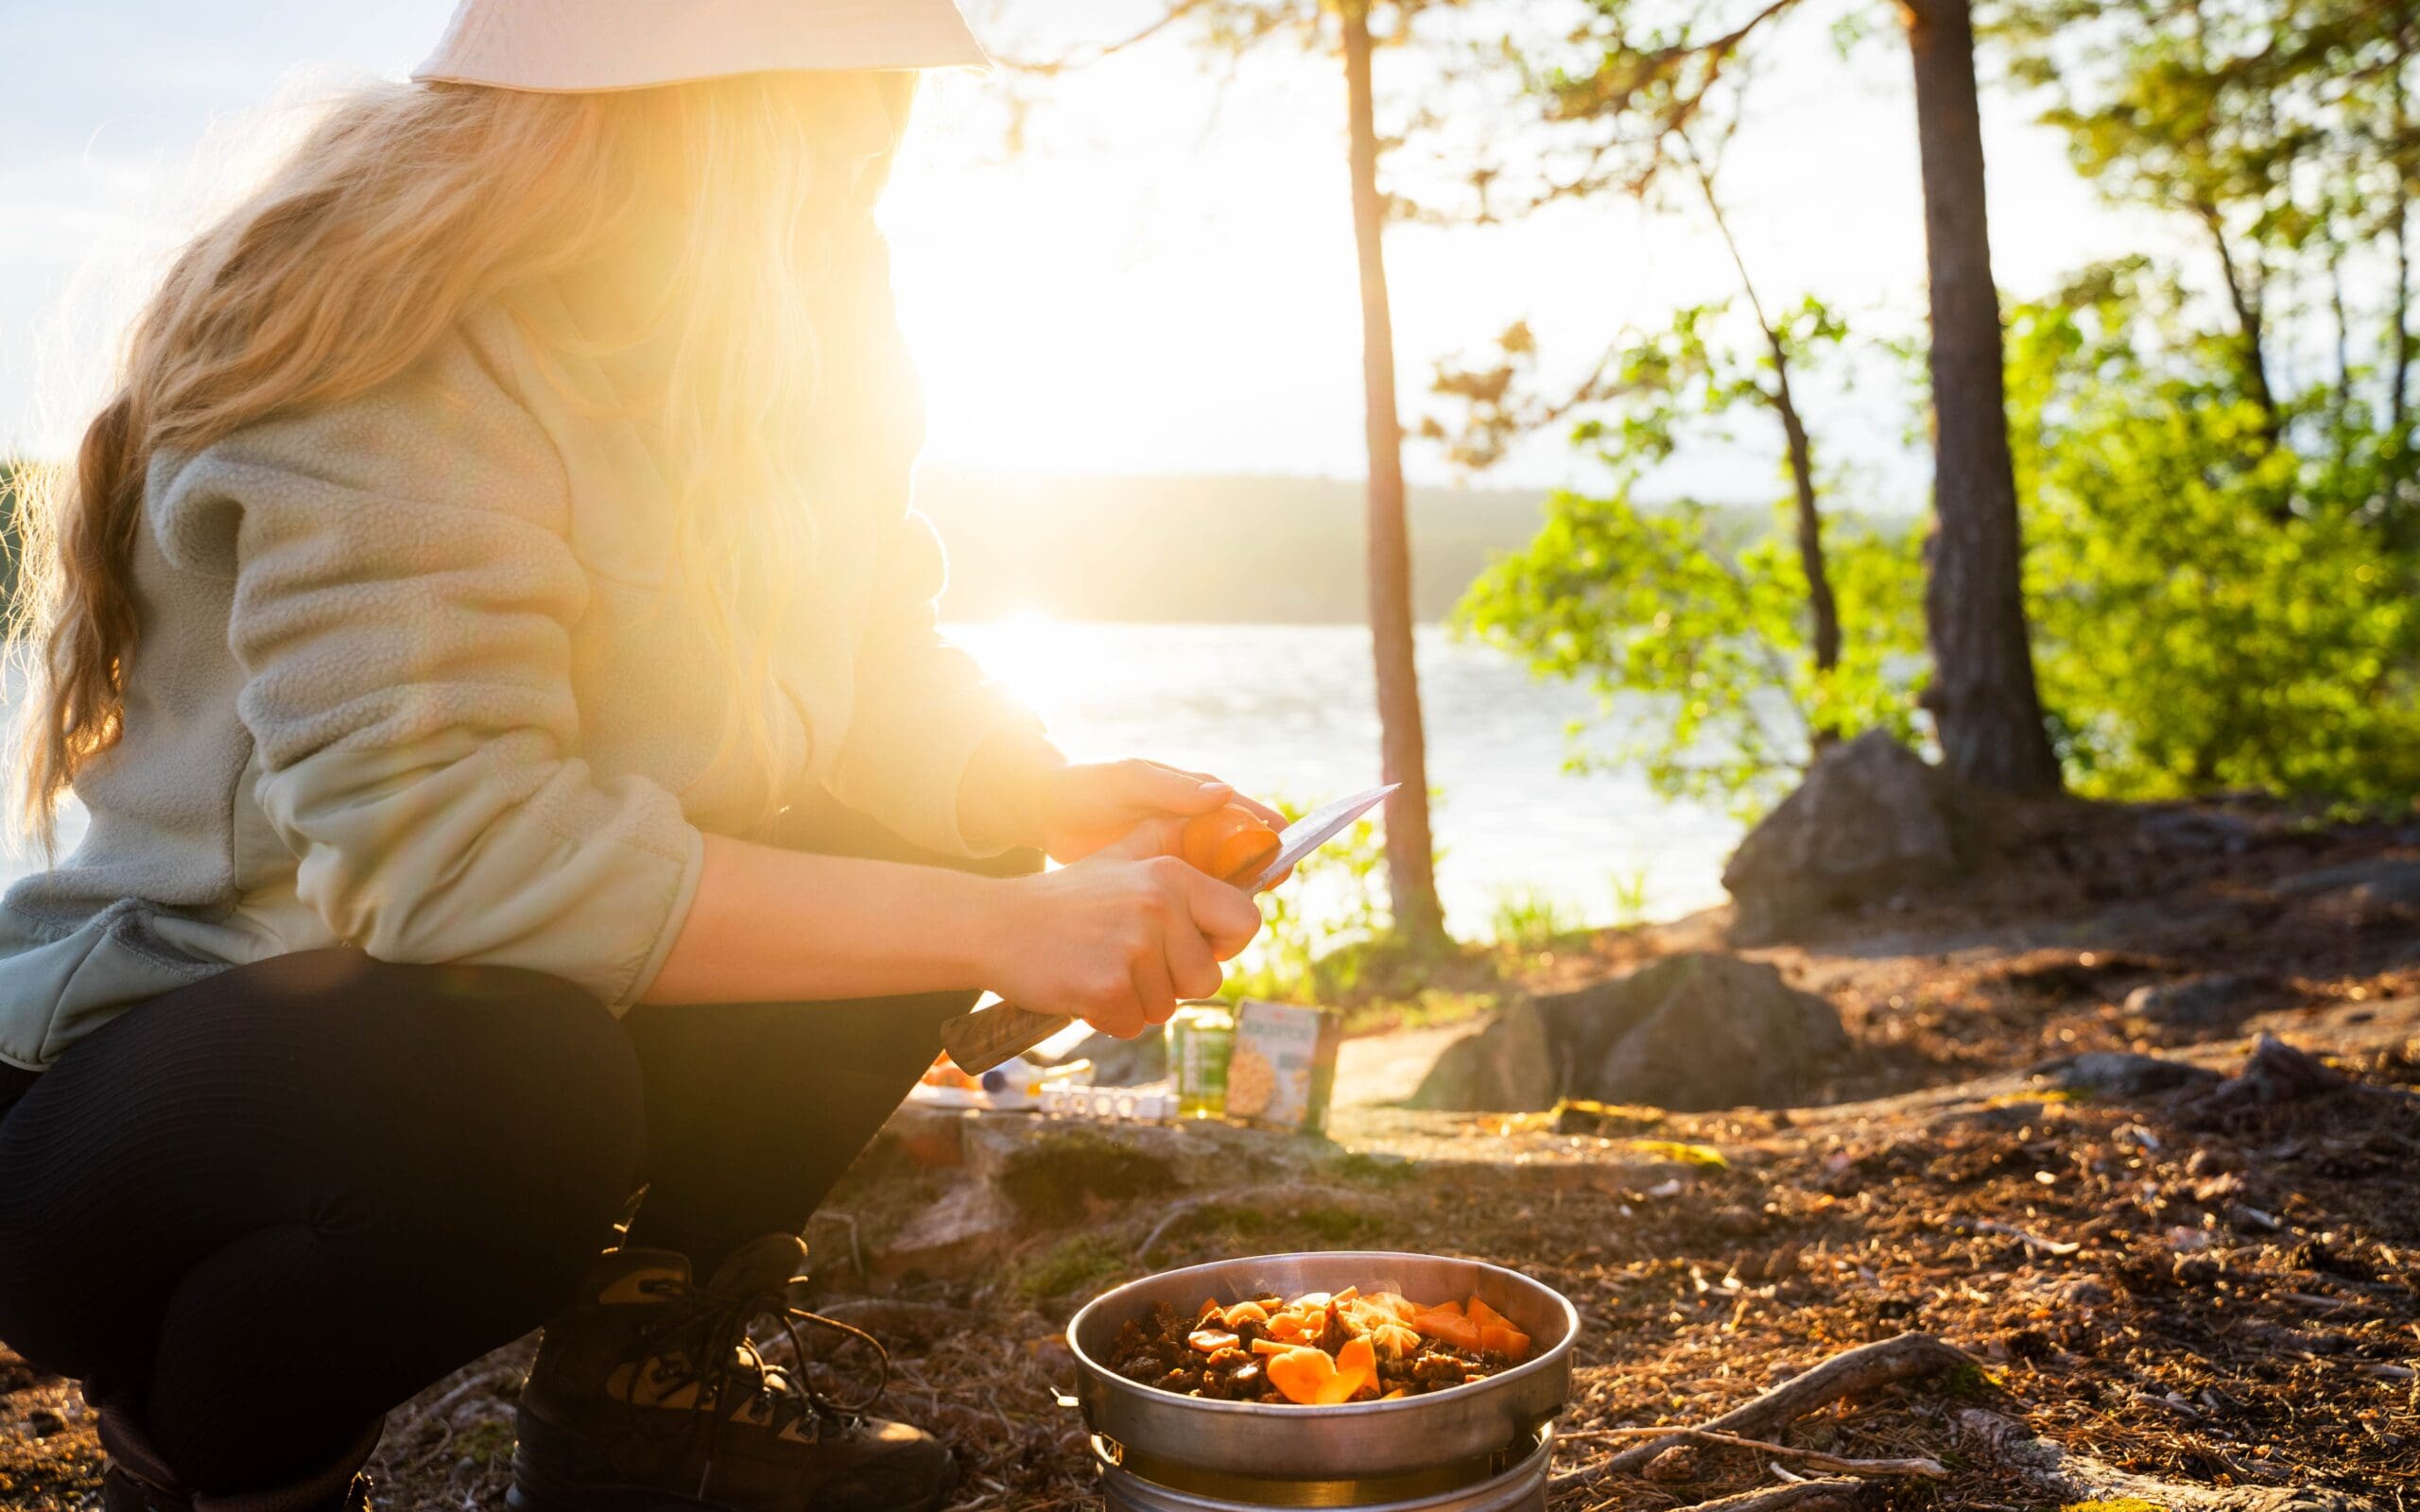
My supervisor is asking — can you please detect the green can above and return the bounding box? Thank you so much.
[1168,1002,1236,1120]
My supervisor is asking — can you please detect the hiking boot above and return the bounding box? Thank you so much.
[96,1405,375,1512]
[510,1235,955,1512]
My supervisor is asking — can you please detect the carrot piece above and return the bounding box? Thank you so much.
[1198,1297,1222,1318]
[1464,1297,1509,1331]
[1477,1322,1532,1361]
[1364,1292,1420,1323]
[1250,1338,1293,1357]
[1187,1329,1240,1355]
[1221,1301,1270,1329]
[1265,1346,1342,1405]
[1410,1308,1484,1352]
[1333,1336,1377,1400]
[1180,806,1281,885]
[1331,1285,1359,1303]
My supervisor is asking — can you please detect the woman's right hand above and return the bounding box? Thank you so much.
[988,818,1264,1039]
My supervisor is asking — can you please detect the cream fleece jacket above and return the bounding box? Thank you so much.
[0,272,1036,1072]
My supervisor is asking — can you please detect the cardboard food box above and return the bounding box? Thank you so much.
[1225,999,1343,1134]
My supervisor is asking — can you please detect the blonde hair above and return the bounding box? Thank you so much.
[9,72,915,847]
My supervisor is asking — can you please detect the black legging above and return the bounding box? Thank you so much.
[0,816,1022,1497]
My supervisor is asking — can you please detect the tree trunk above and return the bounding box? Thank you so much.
[1693,164,1841,683]
[1340,1,1443,939]
[2200,205,2281,442]
[1772,369,1841,679]
[1902,0,2061,794]
[2394,60,2411,438]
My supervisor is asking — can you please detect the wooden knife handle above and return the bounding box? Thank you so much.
[941,1000,1074,1075]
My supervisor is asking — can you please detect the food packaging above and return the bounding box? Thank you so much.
[1223,1000,1342,1134]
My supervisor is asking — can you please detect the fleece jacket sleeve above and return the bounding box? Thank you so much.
[152,329,704,1009]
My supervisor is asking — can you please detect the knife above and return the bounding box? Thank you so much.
[937,783,1400,1075]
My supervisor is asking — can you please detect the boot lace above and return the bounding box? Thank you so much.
[614,1269,892,1470]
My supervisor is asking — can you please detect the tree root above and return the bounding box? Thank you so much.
[1556,1426,1945,1480]
[1957,1408,2380,1511]
[1675,1480,1869,1510]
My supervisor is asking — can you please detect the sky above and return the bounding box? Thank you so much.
[0,0,2187,497]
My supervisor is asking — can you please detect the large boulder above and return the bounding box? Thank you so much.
[1721,730,1963,943]
[1589,954,1848,1110]
[1413,954,1847,1112]
[1409,999,1557,1112]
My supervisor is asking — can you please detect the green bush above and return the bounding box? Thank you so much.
[2010,265,2420,806]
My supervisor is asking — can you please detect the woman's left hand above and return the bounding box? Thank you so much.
[962,735,1283,864]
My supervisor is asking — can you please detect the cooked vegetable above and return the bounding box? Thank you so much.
[1108,1284,1529,1405]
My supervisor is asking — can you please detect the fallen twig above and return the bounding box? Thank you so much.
[1591,1333,1977,1478]
[1962,1219,2082,1256]
[1553,1425,1945,1480]
[1673,1480,1868,1510]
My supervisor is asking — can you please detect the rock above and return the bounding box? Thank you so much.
[2032,1050,2222,1099]
[2123,971,2281,1030]
[2174,1033,2362,1120]
[2138,808,2260,854]
[873,1173,1022,1278]
[1591,955,1849,1111]
[2275,857,2420,909]
[1414,954,1846,1112]
[1409,999,1556,1112]
[1722,730,1963,943]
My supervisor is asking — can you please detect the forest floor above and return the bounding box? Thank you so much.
[6,794,2420,1509]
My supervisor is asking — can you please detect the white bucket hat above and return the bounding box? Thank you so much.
[413,0,988,93]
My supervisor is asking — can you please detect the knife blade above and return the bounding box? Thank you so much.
[937,783,1400,1075]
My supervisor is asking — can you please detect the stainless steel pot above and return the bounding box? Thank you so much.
[1093,1430,1554,1512]
[1065,1251,1578,1482]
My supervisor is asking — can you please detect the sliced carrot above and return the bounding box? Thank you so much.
[1250,1338,1292,1357]
[1464,1297,1509,1331]
[1477,1322,1532,1361]
[1265,1346,1343,1405]
[1180,806,1281,885]
[1187,1329,1239,1355]
[1221,1301,1270,1330]
[1198,1297,1222,1318]
[1333,1336,1377,1400]
[1411,1308,1484,1352]
[1290,1291,1333,1311]
[1331,1285,1359,1303]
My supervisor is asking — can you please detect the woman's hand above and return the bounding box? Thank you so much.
[985,818,1264,1039]
[959,732,1284,862]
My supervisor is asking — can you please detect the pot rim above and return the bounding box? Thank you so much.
[1064,1248,1581,1421]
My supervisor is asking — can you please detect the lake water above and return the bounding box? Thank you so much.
[0,624,1744,934]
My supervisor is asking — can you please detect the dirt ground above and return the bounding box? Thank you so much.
[6,795,2420,1509]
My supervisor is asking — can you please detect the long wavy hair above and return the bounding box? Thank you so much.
[9,71,914,848]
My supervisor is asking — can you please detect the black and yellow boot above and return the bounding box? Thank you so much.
[510,1235,954,1512]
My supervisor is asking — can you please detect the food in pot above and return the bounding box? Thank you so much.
[1108,1285,1530,1404]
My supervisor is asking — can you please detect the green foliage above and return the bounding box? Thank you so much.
[1454,297,1928,817]
[1222,799,1393,1003]
[1608,866,1652,925]
[1461,486,1926,817]
[2008,264,2420,805]
[1486,885,1586,949]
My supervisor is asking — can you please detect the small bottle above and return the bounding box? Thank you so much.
[1168,1001,1236,1120]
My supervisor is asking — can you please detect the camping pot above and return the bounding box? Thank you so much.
[1066,1251,1577,1505]
[1091,1429,1554,1512]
